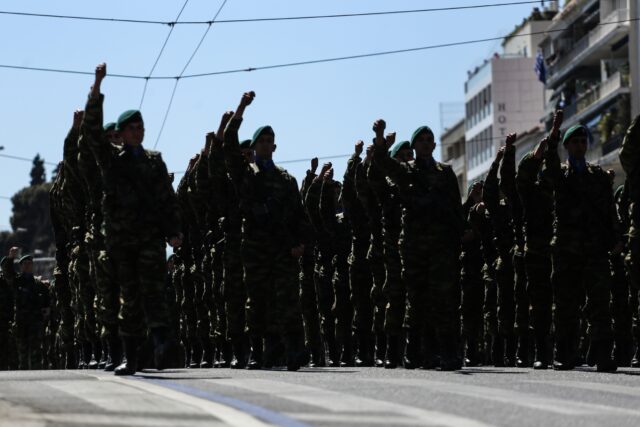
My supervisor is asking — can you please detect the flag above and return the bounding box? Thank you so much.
[535,51,546,85]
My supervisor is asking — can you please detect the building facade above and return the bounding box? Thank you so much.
[440,118,466,196]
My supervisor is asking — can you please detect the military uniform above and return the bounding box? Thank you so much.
[0,270,14,370]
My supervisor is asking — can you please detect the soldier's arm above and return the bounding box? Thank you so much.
[288,175,309,253]
[1,249,17,286]
[154,154,183,244]
[304,174,325,232]
[444,165,465,238]
[63,111,83,170]
[516,146,544,197]
[543,110,564,188]
[223,92,254,185]
[620,114,640,176]
[82,63,110,170]
[366,159,389,204]
[499,134,518,203]
[341,153,360,214]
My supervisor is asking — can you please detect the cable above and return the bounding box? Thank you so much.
[0,2,550,26]
[139,0,191,108]
[2,16,638,81]
[0,152,57,166]
[153,0,229,149]
[0,196,12,200]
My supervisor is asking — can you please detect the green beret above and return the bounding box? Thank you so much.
[562,125,587,145]
[18,255,33,264]
[116,110,143,131]
[410,126,434,147]
[614,184,625,200]
[251,126,274,147]
[388,140,411,158]
[239,139,253,149]
[104,122,117,132]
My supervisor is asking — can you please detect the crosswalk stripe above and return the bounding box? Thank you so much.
[366,379,640,417]
[208,378,495,427]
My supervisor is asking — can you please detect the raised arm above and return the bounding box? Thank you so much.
[483,147,504,214]
[371,119,409,187]
[81,63,110,170]
[223,92,254,184]
[543,110,564,188]
[620,114,640,176]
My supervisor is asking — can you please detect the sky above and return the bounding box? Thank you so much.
[0,0,543,231]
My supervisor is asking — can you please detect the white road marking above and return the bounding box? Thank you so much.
[2,412,223,427]
[208,378,495,427]
[286,412,428,425]
[529,380,640,398]
[368,379,640,417]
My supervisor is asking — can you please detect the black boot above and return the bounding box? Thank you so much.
[384,335,400,369]
[230,338,247,369]
[504,335,517,367]
[151,327,173,371]
[327,334,341,367]
[105,336,122,372]
[309,344,326,368]
[516,333,530,367]
[219,339,232,368]
[439,335,462,371]
[492,336,505,367]
[631,345,640,368]
[403,331,420,369]
[263,334,280,369]
[532,334,549,370]
[613,338,632,367]
[464,337,480,367]
[98,339,108,370]
[247,336,263,370]
[285,334,302,371]
[200,338,214,369]
[114,337,139,376]
[354,332,373,367]
[374,332,386,368]
[594,339,617,373]
[553,336,575,371]
[189,342,203,369]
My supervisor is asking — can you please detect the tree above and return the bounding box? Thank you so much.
[30,154,46,186]
[9,183,54,256]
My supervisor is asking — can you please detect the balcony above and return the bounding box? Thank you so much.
[547,8,629,87]
[576,71,629,114]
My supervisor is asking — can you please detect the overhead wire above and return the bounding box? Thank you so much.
[0,2,551,26]
[139,0,191,108]
[153,0,229,149]
[0,152,57,166]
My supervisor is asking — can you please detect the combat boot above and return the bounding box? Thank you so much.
[309,345,326,368]
[384,335,400,369]
[189,342,203,369]
[88,341,100,370]
[504,335,517,367]
[631,346,640,368]
[464,337,480,367]
[230,339,247,369]
[98,339,108,370]
[532,334,549,370]
[553,337,575,371]
[492,336,505,367]
[439,336,462,371]
[114,337,139,376]
[219,340,233,368]
[285,334,302,372]
[151,327,173,371]
[516,333,530,368]
[613,338,632,367]
[340,334,354,367]
[374,332,386,368]
[263,334,280,369]
[200,338,214,369]
[104,336,122,372]
[326,335,342,367]
[354,332,373,367]
[403,331,420,369]
[593,339,617,373]
[247,336,263,370]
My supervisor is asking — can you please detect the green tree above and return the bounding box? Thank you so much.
[30,154,46,186]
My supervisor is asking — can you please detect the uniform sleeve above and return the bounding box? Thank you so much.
[222,117,246,187]
[516,152,543,204]
[81,94,110,171]
[499,145,517,203]
[543,138,563,190]
[366,160,389,204]
[288,176,308,248]
[444,165,465,238]
[620,115,640,176]
[483,159,501,214]
[372,144,410,189]
[319,180,338,235]
[154,154,183,240]
[304,179,324,233]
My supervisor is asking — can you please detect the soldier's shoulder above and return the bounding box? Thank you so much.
[436,161,453,172]
[144,149,163,159]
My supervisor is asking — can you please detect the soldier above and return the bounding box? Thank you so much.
[373,120,464,371]
[0,260,14,370]
[546,112,617,372]
[222,91,307,371]
[83,63,182,375]
[517,135,555,369]
[2,249,51,370]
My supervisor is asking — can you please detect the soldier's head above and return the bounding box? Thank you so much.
[104,122,122,146]
[389,140,414,163]
[19,255,33,275]
[562,125,588,160]
[117,110,145,147]
[410,126,436,159]
[251,126,275,160]
[240,139,255,163]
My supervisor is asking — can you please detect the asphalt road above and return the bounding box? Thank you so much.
[1,366,640,427]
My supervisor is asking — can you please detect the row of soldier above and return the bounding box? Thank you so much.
[1,61,640,374]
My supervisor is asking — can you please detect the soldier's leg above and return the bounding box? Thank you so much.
[315,250,338,365]
[525,251,553,369]
[483,264,498,365]
[242,239,271,369]
[212,243,230,367]
[513,252,530,366]
[76,247,98,366]
[368,243,387,367]
[198,250,214,368]
[95,249,121,370]
[298,249,323,366]
[191,262,209,368]
[552,250,582,370]
[224,233,248,368]
[584,255,616,372]
[460,267,484,367]
[54,265,76,369]
[29,322,45,370]
[401,237,428,369]
[349,245,374,367]
[495,255,516,366]
[625,235,640,366]
[181,266,199,368]
[383,241,405,368]
[333,259,353,366]
[611,252,633,366]
[0,326,9,370]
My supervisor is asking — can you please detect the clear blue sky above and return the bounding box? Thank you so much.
[0,0,540,231]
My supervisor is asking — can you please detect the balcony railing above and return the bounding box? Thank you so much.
[575,71,628,114]
[548,8,629,80]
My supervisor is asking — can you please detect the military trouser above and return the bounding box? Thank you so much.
[611,251,633,343]
[625,236,640,346]
[524,251,553,340]
[495,254,516,340]
[401,232,460,344]
[368,238,386,338]
[15,321,44,370]
[180,264,198,355]
[224,231,247,342]
[93,245,119,339]
[71,244,97,344]
[242,238,304,338]
[53,266,75,358]
[299,245,323,351]
[383,232,405,336]
[514,252,529,338]
[333,255,353,348]
[111,239,170,337]
[349,238,373,341]
[0,324,10,370]
[192,252,212,351]
[460,262,484,347]
[315,247,336,346]
[552,249,613,345]
[210,242,226,349]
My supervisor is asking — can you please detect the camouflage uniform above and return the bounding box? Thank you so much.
[83,94,181,340]
[373,145,464,370]
[517,151,554,367]
[0,270,14,370]
[1,256,50,370]
[223,117,306,369]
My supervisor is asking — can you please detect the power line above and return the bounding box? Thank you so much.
[0,2,549,26]
[153,0,229,150]
[139,0,191,108]
[0,152,57,166]
[2,16,638,82]
[0,196,12,200]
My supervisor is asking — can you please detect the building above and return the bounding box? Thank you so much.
[440,118,466,196]
[463,7,556,187]
[539,0,633,179]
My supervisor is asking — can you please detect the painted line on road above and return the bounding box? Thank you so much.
[208,378,495,427]
[367,379,640,417]
[528,380,640,398]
